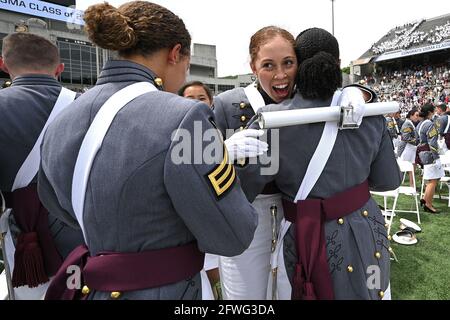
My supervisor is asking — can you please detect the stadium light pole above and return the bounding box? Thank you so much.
[331,0,335,35]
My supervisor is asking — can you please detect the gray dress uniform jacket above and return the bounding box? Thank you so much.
[417,119,440,164]
[37,60,258,300]
[385,116,400,140]
[397,119,418,158]
[240,93,401,299]
[0,75,84,259]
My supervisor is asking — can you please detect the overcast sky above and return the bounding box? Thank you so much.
[76,0,450,77]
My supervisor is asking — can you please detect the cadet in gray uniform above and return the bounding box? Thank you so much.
[213,26,298,300]
[385,112,400,148]
[240,28,401,300]
[39,1,258,300]
[213,26,378,300]
[437,104,450,149]
[397,108,419,160]
[0,32,83,299]
[416,104,443,213]
[397,108,419,188]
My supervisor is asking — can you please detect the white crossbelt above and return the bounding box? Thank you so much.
[269,90,341,299]
[12,87,76,191]
[444,115,450,134]
[70,82,214,300]
[418,119,431,138]
[244,82,266,114]
[71,82,157,242]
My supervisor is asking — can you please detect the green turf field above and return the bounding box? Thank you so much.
[373,177,450,300]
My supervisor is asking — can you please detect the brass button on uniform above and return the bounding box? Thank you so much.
[154,78,163,86]
[338,218,344,225]
[347,265,354,273]
[240,102,246,109]
[81,285,90,295]
[379,291,385,299]
[375,252,381,259]
[362,210,369,217]
[110,291,121,299]
[240,115,246,122]
[387,235,392,241]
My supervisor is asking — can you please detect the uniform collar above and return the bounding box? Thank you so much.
[12,74,61,87]
[292,93,333,109]
[257,85,276,105]
[96,60,159,86]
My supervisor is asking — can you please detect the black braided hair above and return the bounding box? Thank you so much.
[295,28,342,100]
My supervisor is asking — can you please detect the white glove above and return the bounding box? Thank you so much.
[224,129,268,161]
[338,87,366,126]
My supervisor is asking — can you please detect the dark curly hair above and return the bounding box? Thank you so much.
[295,28,342,100]
[419,103,435,118]
[83,1,191,58]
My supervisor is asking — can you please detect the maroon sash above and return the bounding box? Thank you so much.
[45,242,205,300]
[444,133,450,150]
[283,180,370,300]
[9,184,62,288]
[415,144,430,169]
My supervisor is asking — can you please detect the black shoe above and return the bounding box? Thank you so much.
[420,199,426,207]
[424,205,440,214]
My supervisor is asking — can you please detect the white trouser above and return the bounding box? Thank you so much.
[200,254,218,300]
[0,209,49,300]
[200,269,214,300]
[219,193,283,300]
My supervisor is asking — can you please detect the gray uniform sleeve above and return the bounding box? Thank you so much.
[385,116,399,139]
[164,102,258,257]
[368,117,402,191]
[397,121,417,158]
[38,152,81,230]
[438,115,448,136]
[212,95,230,137]
[232,119,276,202]
[401,121,418,145]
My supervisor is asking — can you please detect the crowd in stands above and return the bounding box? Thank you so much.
[371,19,450,55]
[362,64,450,115]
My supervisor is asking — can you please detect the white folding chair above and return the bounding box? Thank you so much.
[371,188,399,235]
[395,159,421,224]
[438,152,450,206]
[373,159,421,235]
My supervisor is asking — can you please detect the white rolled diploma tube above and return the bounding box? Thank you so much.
[257,102,400,129]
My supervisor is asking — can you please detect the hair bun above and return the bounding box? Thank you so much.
[296,51,342,99]
[83,2,137,51]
